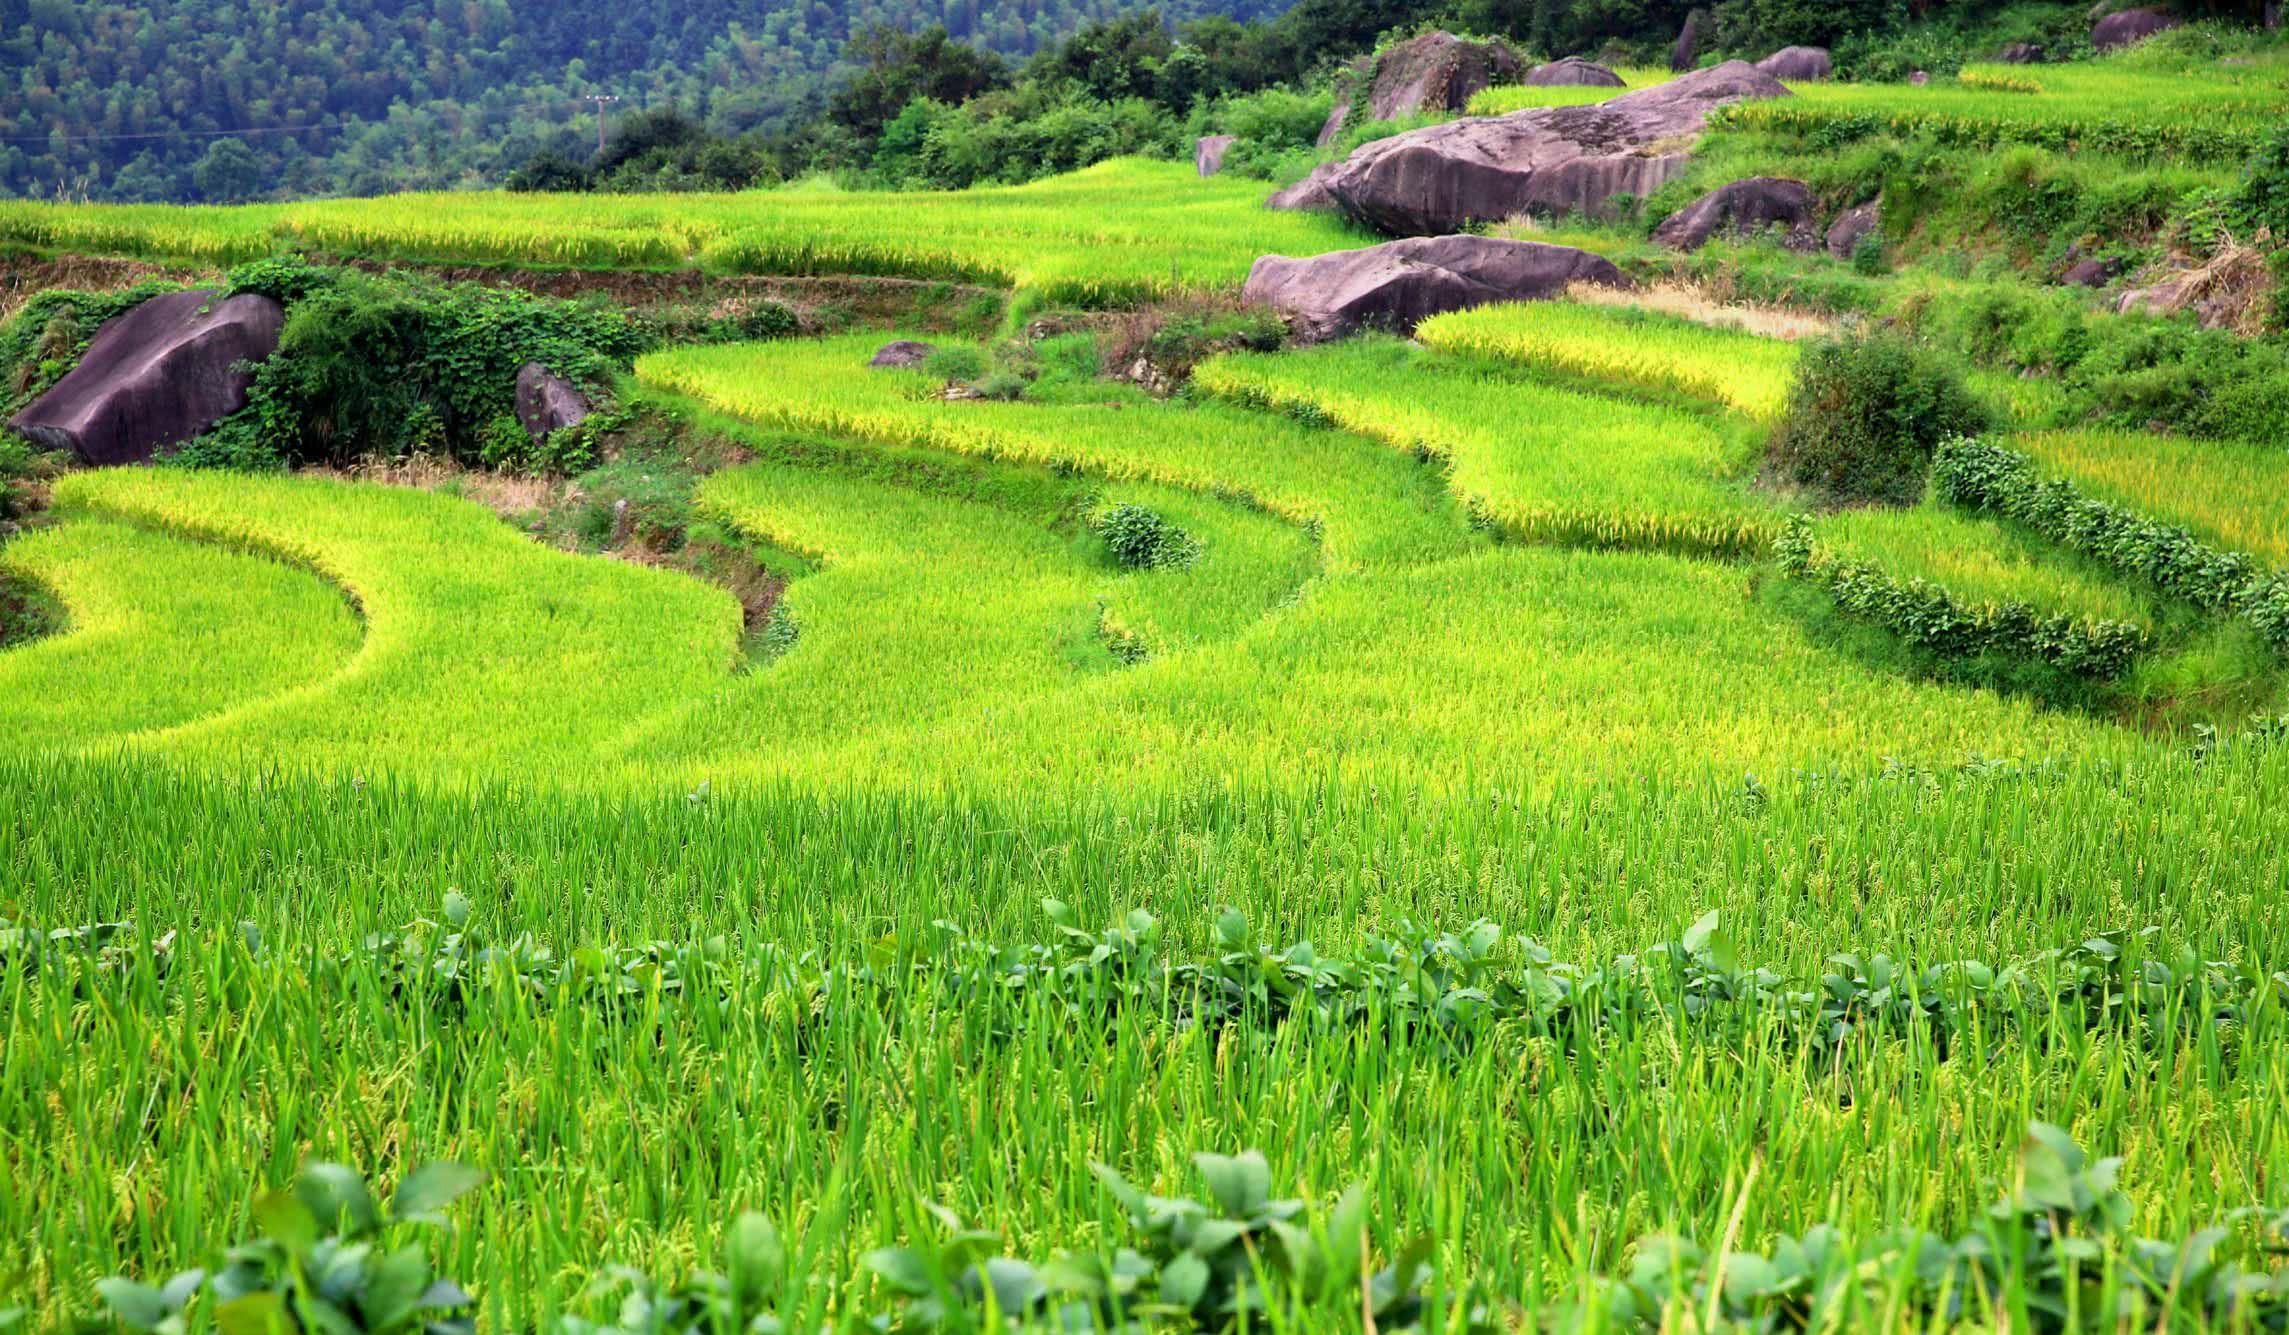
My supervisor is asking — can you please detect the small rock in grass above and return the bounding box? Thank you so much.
[1826,200,1881,260]
[1195,135,1236,177]
[1756,46,1833,81]
[515,362,589,441]
[867,340,936,369]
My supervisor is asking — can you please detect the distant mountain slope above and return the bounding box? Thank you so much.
[0,0,1292,201]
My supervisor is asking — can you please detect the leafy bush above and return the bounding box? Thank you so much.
[99,1161,483,1335]
[1774,516,2148,680]
[18,897,2279,1064]
[0,432,62,521]
[234,267,646,467]
[1575,1122,2289,1332]
[1769,327,1992,505]
[1093,503,1201,570]
[919,345,988,382]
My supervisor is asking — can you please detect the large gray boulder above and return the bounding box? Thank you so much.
[1671,9,1705,72]
[514,362,589,441]
[1525,57,1626,88]
[1653,177,1819,252]
[1755,46,1833,81]
[1266,166,1342,212]
[1289,61,1790,236]
[2093,8,2179,49]
[1825,200,1881,259]
[1243,235,1628,343]
[8,288,283,466]
[1363,31,1527,121]
[1195,135,1237,177]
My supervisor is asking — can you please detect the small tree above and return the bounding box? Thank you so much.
[1769,327,1991,506]
[191,136,263,202]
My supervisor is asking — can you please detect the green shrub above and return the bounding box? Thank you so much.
[1092,503,1201,570]
[1769,328,1992,505]
[919,346,988,382]
[169,413,286,472]
[234,268,645,467]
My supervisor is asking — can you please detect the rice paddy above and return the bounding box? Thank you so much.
[9,107,2289,1332]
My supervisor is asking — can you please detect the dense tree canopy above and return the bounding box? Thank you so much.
[5,0,2277,201]
[0,0,1289,200]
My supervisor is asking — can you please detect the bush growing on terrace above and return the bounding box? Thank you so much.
[1769,326,1991,506]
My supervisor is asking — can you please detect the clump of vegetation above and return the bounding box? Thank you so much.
[187,259,646,472]
[1769,327,1991,506]
[0,566,63,651]
[1092,503,1202,570]
[0,433,62,526]
[99,1160,484,1335]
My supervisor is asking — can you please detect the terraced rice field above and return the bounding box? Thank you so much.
[9,162,2289,1332]
[1719,42,2289,161]
[0,159,1365,306]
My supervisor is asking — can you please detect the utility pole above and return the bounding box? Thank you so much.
[586,94,620,157]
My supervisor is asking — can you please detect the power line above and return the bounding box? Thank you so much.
[0,122,352,146]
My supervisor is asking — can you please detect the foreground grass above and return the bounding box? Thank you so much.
[7,749,2289,1328]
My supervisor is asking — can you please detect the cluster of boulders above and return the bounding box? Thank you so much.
[1271,60,1792,235]
[1240,57,1798,340]
[9,288,593,467]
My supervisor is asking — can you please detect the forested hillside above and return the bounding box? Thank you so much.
[4,0,2278,201]
[0,0,1292,200]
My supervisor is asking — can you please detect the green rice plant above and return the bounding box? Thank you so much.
[1194,335,1775,558]
[1417,302,1801,423]
[2016,430,2289,569]
[47,467,743,780]
[1810,502,2160,634]
[1717,47,2289,163]
[1776,516,2148,681]
[0,518,360,753]
[0,161,1366,310]
[637,333,1469,572]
